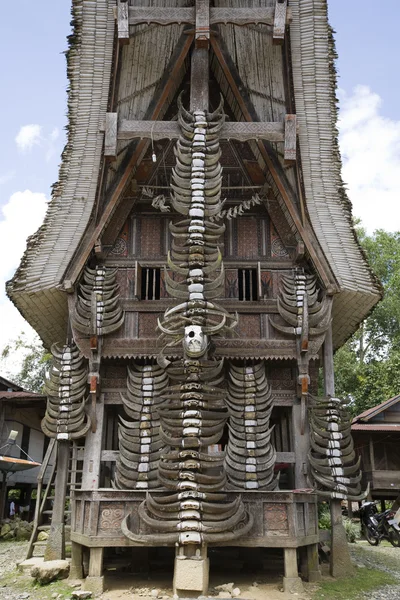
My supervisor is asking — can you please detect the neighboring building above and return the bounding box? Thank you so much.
[0,376,24,392]
[352,396,400,501]
[0,385,47,519]
[6,0,381,594]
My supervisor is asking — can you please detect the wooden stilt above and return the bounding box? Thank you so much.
[83,548,104,594]
[323,324,354,577]
[306,544,322,582]
[44,440,69,561]
[70,541,83,580]
[282,548,303,593]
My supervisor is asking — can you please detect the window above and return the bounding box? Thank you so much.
[140,268,161,300]
[238,269,258,301]
[20,425,30,460]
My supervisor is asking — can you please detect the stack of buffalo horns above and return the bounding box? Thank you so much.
[42,342,90,440]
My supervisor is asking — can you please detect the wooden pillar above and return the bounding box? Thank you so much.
[82,394,105,490]
[190,47,209,111]
[292,402,310,488]
[83,547,104,594]
[306,544,321,582]
[323,324,354,577]
[282,548,303,594]
[44,440,69,561]
[70,541,83,580]
[0,472,7,520]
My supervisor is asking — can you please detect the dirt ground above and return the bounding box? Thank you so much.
[0,541,398,600]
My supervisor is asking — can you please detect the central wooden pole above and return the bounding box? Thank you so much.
[174,4,210,596]
[323,325,354,577]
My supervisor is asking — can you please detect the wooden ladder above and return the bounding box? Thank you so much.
[26,440,84,559]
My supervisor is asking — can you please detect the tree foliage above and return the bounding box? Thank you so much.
[1,333,51,393]
[334,228,400,415]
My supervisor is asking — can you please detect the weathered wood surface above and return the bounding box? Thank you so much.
[118,120,286,142]
[210,34,335,291]
[67,31,194,285]
[82,395,105,490]
[117,0,129,43]
[284,115,297,163]
[364,470,400,490]
[128,7,292,27]
[273,0,287,44]
[195,0,210,48]
[71,490,318,548]
[104,113,118,159]
[190,48,209,110]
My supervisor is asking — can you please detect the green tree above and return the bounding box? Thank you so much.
[334,228,400,415]
[1,333,51,393]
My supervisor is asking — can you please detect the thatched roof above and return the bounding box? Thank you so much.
[7,0,381,349]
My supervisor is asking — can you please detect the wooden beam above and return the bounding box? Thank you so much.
[67,30,194,286]
[128,7,292,28]
[104,113,118,159]
[195,0,210,48]
[118,119,286,142]
[129,7,194,26]
[273,0,287,44]
[190,48,209,111]
[210,34,335,291]
[284,114,297,163]
[117,0,129,44]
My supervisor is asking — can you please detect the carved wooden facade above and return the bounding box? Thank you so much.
[8,0,381,594]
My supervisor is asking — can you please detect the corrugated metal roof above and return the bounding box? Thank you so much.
[0,391,45,401]
[352,394,400,423]
[352,424,400,432]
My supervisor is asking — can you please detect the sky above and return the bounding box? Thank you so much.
[0,0,399,374]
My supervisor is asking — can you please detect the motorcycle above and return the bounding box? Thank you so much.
[359,501,400,547]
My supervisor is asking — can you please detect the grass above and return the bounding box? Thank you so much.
[312,544,400,600]
[0,569,73,599]
[312,566,397,600]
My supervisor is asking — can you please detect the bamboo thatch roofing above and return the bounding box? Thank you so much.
[7,0,381,350]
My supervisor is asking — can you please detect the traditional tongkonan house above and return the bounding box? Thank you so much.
[8,0,381,594]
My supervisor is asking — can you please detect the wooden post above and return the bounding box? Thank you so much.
[284,114,297,163]
[82,394,105,490]
[44,441,69,561]
[0,472,7,520]
[70,541,83,580]
[117,0,129,44]
[323,324,354,577]
[83,548,104,594]
[104,113,118,159]
[292,402,309,488]
[306,544,321,582]
[190,47,209,112]
[282,548,303,593]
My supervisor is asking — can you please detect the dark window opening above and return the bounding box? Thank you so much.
[20,425,30,460]
[238,269,258,301]
[141,268,161,300]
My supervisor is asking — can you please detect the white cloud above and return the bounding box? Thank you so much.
[338,85,400,233]
[15,124,42,152]
[0,190,48,371]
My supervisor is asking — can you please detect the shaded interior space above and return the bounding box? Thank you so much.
[99,547,286,593]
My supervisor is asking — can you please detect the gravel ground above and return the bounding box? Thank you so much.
[350,542,400,599]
